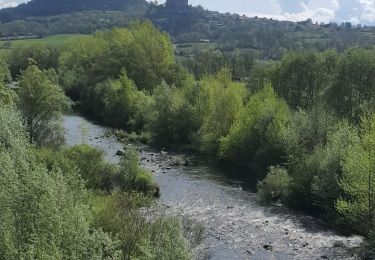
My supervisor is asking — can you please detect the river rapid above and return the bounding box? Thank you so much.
[63,115,362,260]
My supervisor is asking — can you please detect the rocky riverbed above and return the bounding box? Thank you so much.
[64,114,363,260]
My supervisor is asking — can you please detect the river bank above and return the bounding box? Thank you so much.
[63,114,363,260]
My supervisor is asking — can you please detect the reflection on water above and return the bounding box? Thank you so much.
[64,115,362,260]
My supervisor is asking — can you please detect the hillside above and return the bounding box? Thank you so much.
[2,0,375,60]
[0,0,148,22]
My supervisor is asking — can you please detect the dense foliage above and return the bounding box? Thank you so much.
[0,51,194,259]
[0,105,119,259]
[17,63,71,147]
[5,16,375,258]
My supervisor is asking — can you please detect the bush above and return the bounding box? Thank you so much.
[116,148,159,196]
[137,217,192,260]
[196,69,246,155]
[148,81,197,146]
[91,193,192,260]
[90,72,154,131]
[310,121,359,217]
[336,114,375,234]
[0,105,119,259]
[219,84,289,173]
[278,106,341,211]
[257,166,291,204]
[8,43,60,77]
[37,145,118,193]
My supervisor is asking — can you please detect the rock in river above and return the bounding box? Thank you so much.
[116,150,125,156]
[263,244,273,251]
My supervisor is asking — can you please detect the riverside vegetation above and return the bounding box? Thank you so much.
[0,28,195,259]
[2,21,375,259]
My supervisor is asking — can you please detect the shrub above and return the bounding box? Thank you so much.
[116,148,159,196]
[137,217,192,260]
[148,81,197,146]
[0,105,119,259]
[36,145,118,193]
[257,166,291,204]
[336,114,375,234]
[91,192,153,259]
[219,84,289,173]
[197,69,246,155]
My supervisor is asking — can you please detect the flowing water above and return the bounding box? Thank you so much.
[63,115,362,260]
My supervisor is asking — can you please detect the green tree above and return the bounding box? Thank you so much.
[328,48,375,121]
[100,72,153,130]
[196,69,246,155]
[8,43,60,77]
[148,81,197,146]
[17,63,71,146]
[219,84,289,173]
[310,121,359,217]
[0,105,121,259]
[0,54,16,105]
[59,23,176,95]
[59,35,110,93]
[336,114,375,234]
[125,22,175,91]
[272,50,338,109]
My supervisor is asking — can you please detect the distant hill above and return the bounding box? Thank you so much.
[0,0,148,22]
[2,0,375,60]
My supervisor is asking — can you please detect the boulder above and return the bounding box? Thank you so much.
[116,150,125,156]
[263,244,273,251]
[333,241,344,248]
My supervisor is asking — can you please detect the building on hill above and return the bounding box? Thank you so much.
[166,0,188,9]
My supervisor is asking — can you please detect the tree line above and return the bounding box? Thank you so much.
[3,1,375,61]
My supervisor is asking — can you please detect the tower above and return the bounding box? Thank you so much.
[166,0,188,9]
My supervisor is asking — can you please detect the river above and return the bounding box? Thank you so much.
[63,114,362,260]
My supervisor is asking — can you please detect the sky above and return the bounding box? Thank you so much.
[1,0,375,25]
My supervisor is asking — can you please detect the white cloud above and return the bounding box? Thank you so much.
[245,1,336,24]
[0,0,20,8]
[361,5,375,22]
[307,0,339,10]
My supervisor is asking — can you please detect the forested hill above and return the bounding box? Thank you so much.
[2,0,375,59]
[0,0,148,22]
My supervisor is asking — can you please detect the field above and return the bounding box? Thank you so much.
[0,34,81,48]
[175,42,217,56]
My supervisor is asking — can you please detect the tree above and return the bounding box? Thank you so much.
[58,35,109,98]
[271,50,338,109]
[336,114,375,234]
[99,72,153,131]
[0,105,121,259]
[328,48,375,121]
[124,22,175,91]
[148,81,197,146]
[59,23,176,96]
[8,43,60,77]
[197,69,246,155]
[17,63,71,146]
[0,54,16,105]
[219,84,289,173]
